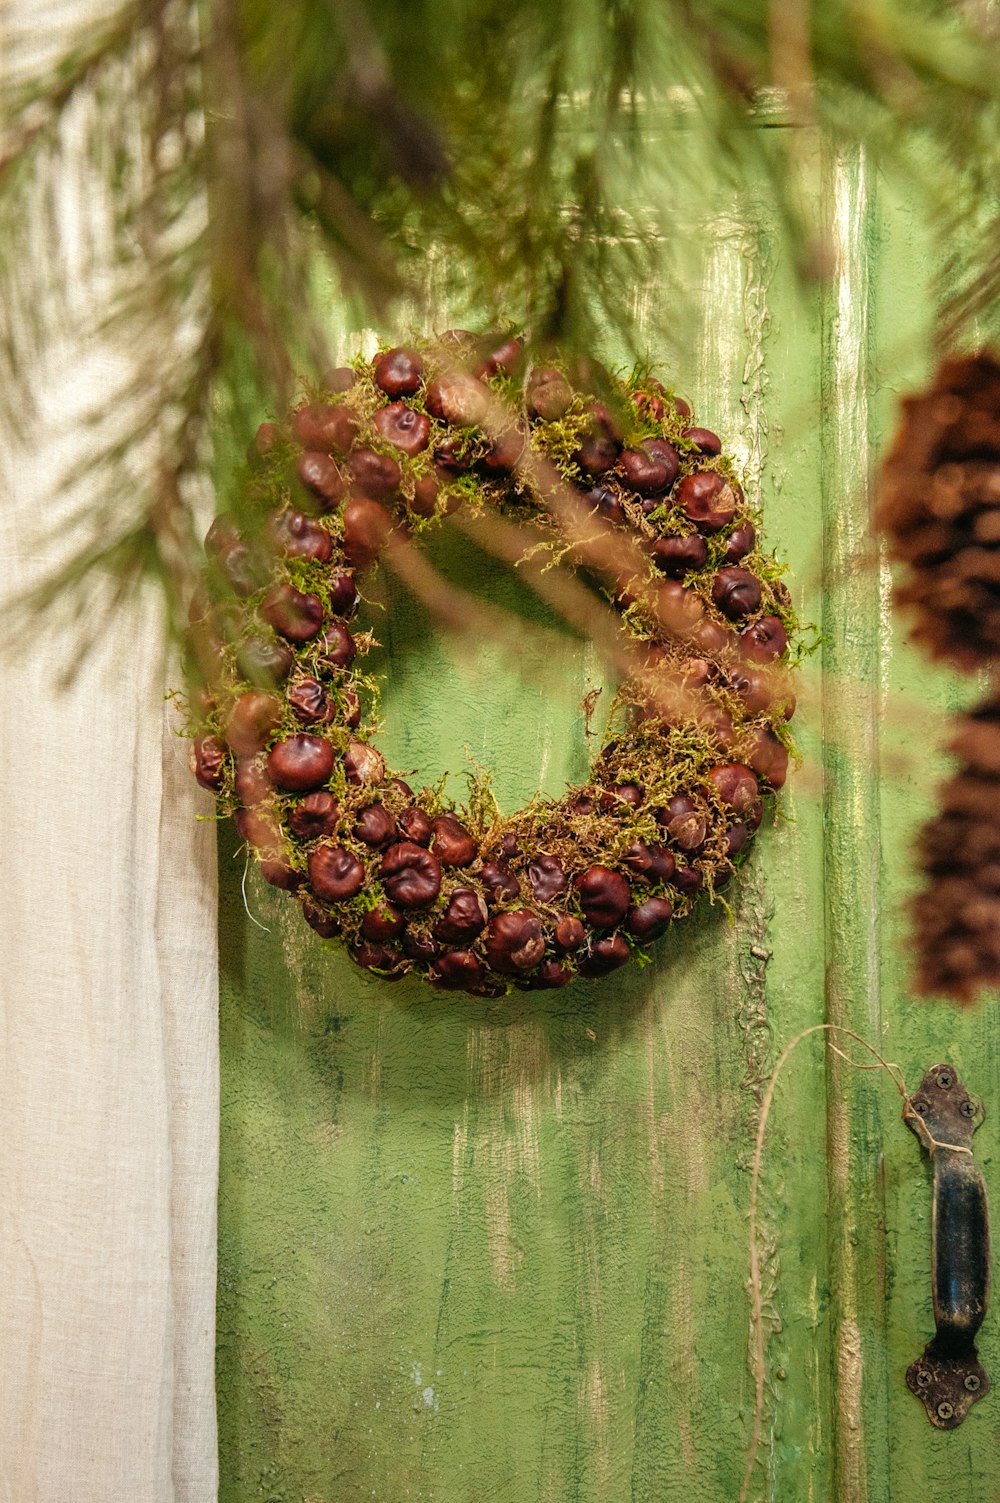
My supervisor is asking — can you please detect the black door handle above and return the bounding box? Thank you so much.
[904,1063,991,1428]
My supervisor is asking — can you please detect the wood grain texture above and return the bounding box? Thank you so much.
[215,139,1000,1502]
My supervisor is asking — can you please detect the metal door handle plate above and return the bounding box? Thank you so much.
[904,1063,991,1429]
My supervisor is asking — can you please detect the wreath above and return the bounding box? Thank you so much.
[186,331,798,996]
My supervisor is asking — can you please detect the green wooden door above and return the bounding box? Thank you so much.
[214,145,1000,1502]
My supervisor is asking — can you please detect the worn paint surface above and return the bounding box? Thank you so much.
[216,146,1000,1501]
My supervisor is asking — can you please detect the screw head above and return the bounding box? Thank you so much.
[935,1070,954,1090]
[915,1369,931,1388]
[964,1374,982,1392]
[911,1098,929,1115]
[936,1401,955,1420]
[961,1099,977,1118]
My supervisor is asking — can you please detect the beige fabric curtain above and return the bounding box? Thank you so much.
[0,15,221,1495]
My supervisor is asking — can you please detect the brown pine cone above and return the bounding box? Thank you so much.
[877,352,1000,669]
[913,697,1000,1001]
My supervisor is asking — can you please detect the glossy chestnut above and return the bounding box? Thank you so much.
[287,676,333,724]
[287,791,340,841]
[575,866,631,928]
[192,735,227,790]
[233,756,272,806]
[361,900,405,942]
[430,815,477,867]
[373,346,424,398]
[347,448,401,500]
[432,950,485,991]
[344,740,385,785]
[433,887,488,945]
[578,934,630,976]
[479,861,520,903]
[676,471,736,534]
[424,372,491,426]
[341,497,393,569]
[683,426,722,455]
[724,521,756,563]
[355,803,397,848]
[650,533,709,577]
[308,844,365,902]
[740,615,788,662]
[268,734,335,792]
[292,402,357,455]
[658,795,708,851]
[626,896,674,941]
[373,403,431,456]
[301,898,340,938]
[527,856,567,902]
[380,841,443,908]
[224,691,282,755]
[712,567,762,620]
[398,806,433,845]
[296,451,345,509]
[706,762,759,814]
[485,909,545,972]
[553,915,586,952]
[236,634,294,686]
[261,583,325,642]
[316,621,356,672]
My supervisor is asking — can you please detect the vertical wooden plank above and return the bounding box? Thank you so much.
[819,147,889,1503]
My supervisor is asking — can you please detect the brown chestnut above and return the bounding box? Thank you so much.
[574,428,620,477]
[650,533,709,577]
[575,866,631,928]
[292,403,358,456]
[527,856,567,902]
[683,426,722,456]
[327,572,359,618]
[349,941,405,977]
[341,497,393,569]
[424,372,491,426]
[477,334,522,377]
[728,664,777,715]
[527,368,573,421]
[302,897,340,938]
[217,541,269,598]
[398,806,433,845]
[524,959,573,989]
[657,795,708,850]
[343,740,385,785]
[192,735,227,790]
[619,443,676,496]
[224,691,282,755]
[361,900,404,942]
[743,727,789,789]
[402,927,440,963]
[267,508,333,562]
[287,791,340,841]
[485,909,545,972]
[348,448,401,500]
[373,403,431,456]
[338,688,362,729]
[316,621,356,672]
[234,807,281,854]
[583,484,626,527]
[578,934,631,976]
[625,897,674,942]
[287,677,333,725]
[725,823,750,857]
[724,522,755,563]
[373,347,424,398]
[479,860,520,903]
[268,734,335,792]
[433,435,475,475]
[261,583,325,642]
[657,581,705,638]
[706,762,759,814]
[233,756,272,806]
[676,471,736,534]
[430,815,477,867]
[712,567,762,620]
[432,950,485,991]
[409,474,440,517]
[433,887,488,944]
[252,422,277,457]
[259,855,302,891]
[480,427,527,474]
[355,803,397,848]
[739,616,788,662]
[204,513,241,559]
[553,915,586,952]
[380,841,443,908]
[673,865,703,896]
[235,634,294,686]
[308,844,365,902]
[296,451,345,509]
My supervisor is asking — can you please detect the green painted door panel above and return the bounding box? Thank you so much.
[215,144,1000,1501]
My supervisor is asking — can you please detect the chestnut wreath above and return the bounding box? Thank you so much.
[187,332,798,995]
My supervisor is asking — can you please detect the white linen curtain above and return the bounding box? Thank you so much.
[0,10,221,1496]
